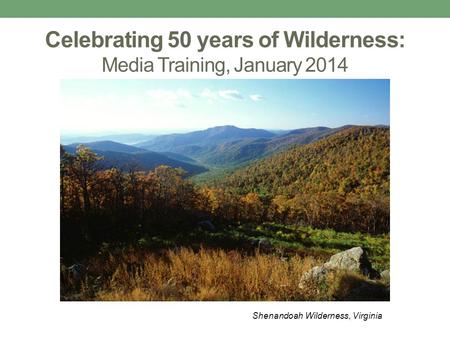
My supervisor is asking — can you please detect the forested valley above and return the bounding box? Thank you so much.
[60,126,390,301]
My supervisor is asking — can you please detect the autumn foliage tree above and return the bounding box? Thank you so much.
[60,146,202,258]
[221,126,390,233]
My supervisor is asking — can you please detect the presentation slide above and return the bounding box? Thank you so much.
[0,1,449,337]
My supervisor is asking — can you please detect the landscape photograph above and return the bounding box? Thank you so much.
[60,79,390,301]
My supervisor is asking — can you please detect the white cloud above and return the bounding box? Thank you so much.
[200,88,244,101]
[218,89,243,100]
[145,87,246,108]
[249,94,264,102]
[200,88,218,100]
[146,89,192,108]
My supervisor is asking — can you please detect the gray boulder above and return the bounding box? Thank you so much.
[298,266,328,289]
[299,247,380,290]
[323,247,375,277]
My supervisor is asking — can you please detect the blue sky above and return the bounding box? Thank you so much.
[61,79,389,134]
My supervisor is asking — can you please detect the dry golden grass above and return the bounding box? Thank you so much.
[61,247,388,301]
[62,247,329,301]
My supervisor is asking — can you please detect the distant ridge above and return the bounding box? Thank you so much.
[136,125,275,152]
[63,143,208,175]
[66,140,147,154]
[61,133,155,145]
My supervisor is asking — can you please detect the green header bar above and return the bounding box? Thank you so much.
[1,0,450,17]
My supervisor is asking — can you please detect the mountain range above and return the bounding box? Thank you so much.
[62,124,389,175]
[135,125,359,166]
[135,125,275,151]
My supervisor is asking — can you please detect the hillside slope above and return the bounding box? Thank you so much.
[225,126,390,196]
[220,126,390,233]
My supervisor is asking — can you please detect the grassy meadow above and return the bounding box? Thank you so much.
[61,223,389,301]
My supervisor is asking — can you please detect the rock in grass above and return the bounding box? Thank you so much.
[298,266,329,289]
[299,247,380,290]
[323,247,376,277]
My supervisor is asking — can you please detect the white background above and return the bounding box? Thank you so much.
[0,18,449,337]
